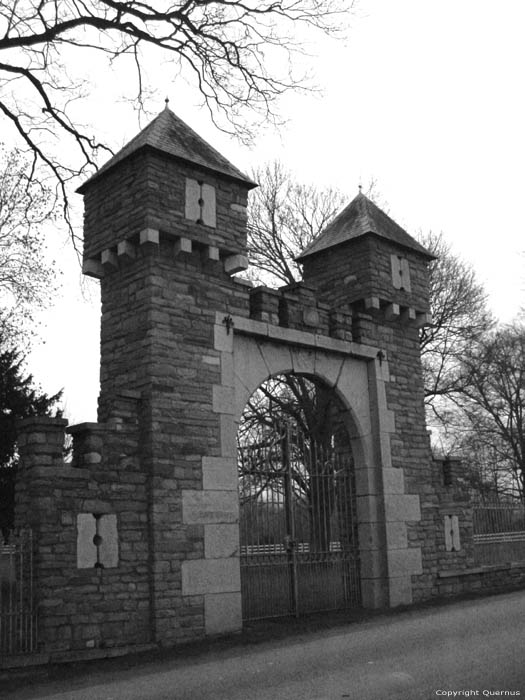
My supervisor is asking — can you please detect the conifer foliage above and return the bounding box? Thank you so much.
[0,345,61,533]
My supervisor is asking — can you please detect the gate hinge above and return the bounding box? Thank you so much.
[223,314,234,334]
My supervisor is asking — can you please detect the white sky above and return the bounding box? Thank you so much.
[18,0,525,423]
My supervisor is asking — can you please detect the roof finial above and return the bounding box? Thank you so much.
[164,97,170,110]
[358,183,362,194]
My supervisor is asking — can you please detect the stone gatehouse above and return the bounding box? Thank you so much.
[12,105,525,661]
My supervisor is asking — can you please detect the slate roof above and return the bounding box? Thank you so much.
[78,105,257,193]
[296,192,434,261]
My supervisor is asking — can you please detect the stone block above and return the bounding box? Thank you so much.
[139,228,159,245]
[205,245,220,261]
[224,254,249,275]
[290,347,316,376]
[181,558,240,595]
[385,521,408,550]
[205,592,242,635]
[382,468,405,495]
[202,457,237,491]
[233,336,271,398]
[357,522,385,551]
[356,495,382,523]
[204,524,239,558]
[221,351,234,387]
[212,386,235,415]
[117,240,136,261]
[384,494,421,522]
[220,414,237,458]
[182,490,238,525]
[201,183,217,227]
[82,258,103,279]
[313,351,345,388]
[214,323,233,353]
[388,576,413,606]
[359,548,386,578]
[387,547,423,577]
[175,237,192,256]
[185,178,200,220]
[361,577,389,609]
[77,514,97,568]
[101,249,118,270]
[99,514,119,568]
[258,342,293,379]
[354,465,381,496]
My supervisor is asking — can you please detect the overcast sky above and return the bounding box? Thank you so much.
[22,0,525,424]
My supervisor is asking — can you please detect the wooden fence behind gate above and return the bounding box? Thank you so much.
[0,529,37,656]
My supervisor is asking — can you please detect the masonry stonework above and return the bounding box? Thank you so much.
[12,108,525,664]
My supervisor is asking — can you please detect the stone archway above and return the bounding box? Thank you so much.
[237,369,362,620]
[181,313,423,637]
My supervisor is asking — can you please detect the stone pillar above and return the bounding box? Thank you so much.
[15,416,71,651]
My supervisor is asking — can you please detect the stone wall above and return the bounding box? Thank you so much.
[15,415,152,656]
[82,151,249,261]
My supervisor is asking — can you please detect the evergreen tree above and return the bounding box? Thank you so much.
[0,345,61,534]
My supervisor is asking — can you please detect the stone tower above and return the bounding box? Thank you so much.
[297,191,436,605]
[78,105,257,644]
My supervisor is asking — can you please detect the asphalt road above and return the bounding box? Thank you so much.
[3,590,525,700]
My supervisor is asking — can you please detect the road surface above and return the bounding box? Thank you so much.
[3,590,525,699]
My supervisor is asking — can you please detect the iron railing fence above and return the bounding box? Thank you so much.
[0,529,37,656]
[239,429,360,621]
[473,501,525,566]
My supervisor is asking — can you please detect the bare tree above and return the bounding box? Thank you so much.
[247,161,346,286]
[0,0,351,226]
[459,323,525,502]
[0,146,59,345]
[418,231,493,413]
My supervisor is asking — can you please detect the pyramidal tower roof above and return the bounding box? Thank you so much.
[297,191,434,261]
[78,103,257,193]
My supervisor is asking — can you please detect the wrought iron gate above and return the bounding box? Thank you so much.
[239,430,361,621]
[0,529,37,656]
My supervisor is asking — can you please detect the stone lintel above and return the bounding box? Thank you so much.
[228,313,379,360]
[224,254,249,275]
[82,258,104,279]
